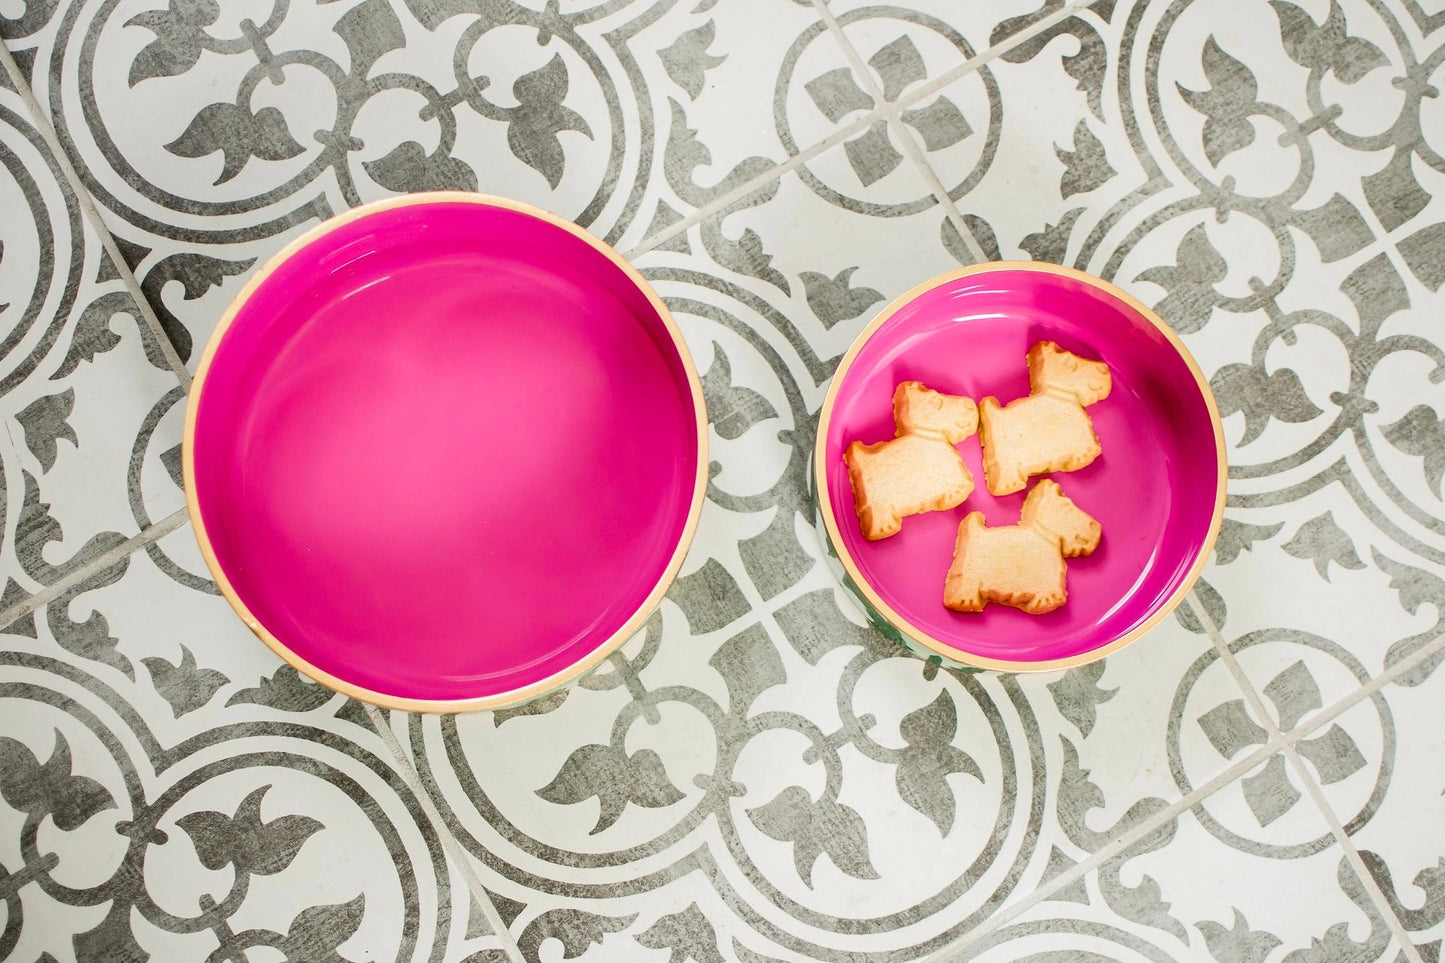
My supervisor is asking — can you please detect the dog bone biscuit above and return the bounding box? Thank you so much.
[844,381,978,541]
[944,479,1101,615]
[978,341,1111,496]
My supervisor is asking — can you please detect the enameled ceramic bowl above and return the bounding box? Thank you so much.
[813,262,1227,672]
[185,193,707,711]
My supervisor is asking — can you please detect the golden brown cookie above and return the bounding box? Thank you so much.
[977,341,1111,496]
[844,381,978,541]
[944,479,1101,615]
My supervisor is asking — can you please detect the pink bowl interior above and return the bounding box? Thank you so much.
[191,201,700,703]
[823,268,1221,664]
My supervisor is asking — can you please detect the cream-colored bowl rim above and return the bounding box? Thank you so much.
[813,260,1228,673]
[183,191,709,712]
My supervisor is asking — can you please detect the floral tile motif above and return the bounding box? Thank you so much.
[1348,645,1445,960]
[774,16,1004,232]
[1171,536,1425,875]
[921,0,1445,283]
[402,581,1283,961]
[2,0,1443,958]
[638,156,962,379]
[1199,495,1445,703]
[0,79,183,614]
[399,136,1282,953]
[917,0,1445,583]
[0,521,477,962]
[3,0,854,365]
[906,0,1445,699]
[955,778,1414,962]
[826,0,1110,97]
[1188,660,1390,860]
[886,0,1142,262]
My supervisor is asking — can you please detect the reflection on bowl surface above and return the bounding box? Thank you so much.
[186,194,705,710]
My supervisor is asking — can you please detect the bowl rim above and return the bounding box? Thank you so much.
[183,191,709,712]
[812,260,1228,672]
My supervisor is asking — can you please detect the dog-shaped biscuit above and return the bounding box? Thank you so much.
[844,381,978,541]
[944,479,1101,615]
[978,342,1111,496]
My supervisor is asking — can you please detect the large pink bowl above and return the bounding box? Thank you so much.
[814,263,1226,672]
[184,194,707,711]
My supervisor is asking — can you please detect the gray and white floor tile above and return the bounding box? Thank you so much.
[3,0,1443,959]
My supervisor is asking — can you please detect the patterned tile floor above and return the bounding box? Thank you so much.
[2,0,1444,959]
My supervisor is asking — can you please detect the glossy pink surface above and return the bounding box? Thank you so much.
[191,201,700,702]
[823,269,1222,663]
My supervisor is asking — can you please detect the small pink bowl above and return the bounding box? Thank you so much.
[184,193,707,711]
[814,262,1226,672]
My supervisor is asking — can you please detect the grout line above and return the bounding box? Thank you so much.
[364,705,529,963]
[1180,588,1229,655]
[624,0,876,262]
[624,0,1097,263]
[1186,593,1445,752]
[622,105,882,262]
[922,736,1286,961]
[1186,592,1439,959]
[892,117,989,264]
[1184,589,1280,731]
[0,44,193,391]
[1182,591,1445,749]
[893,0,1101,112]
[811,0,885,101]
[935,599,1443,961]
[1285,632,1445,744]
[812,0,995,266]
[813,0,990,266]
[1282,745,1427,963]
[878,0,1102,265]
[0,507,189,630]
